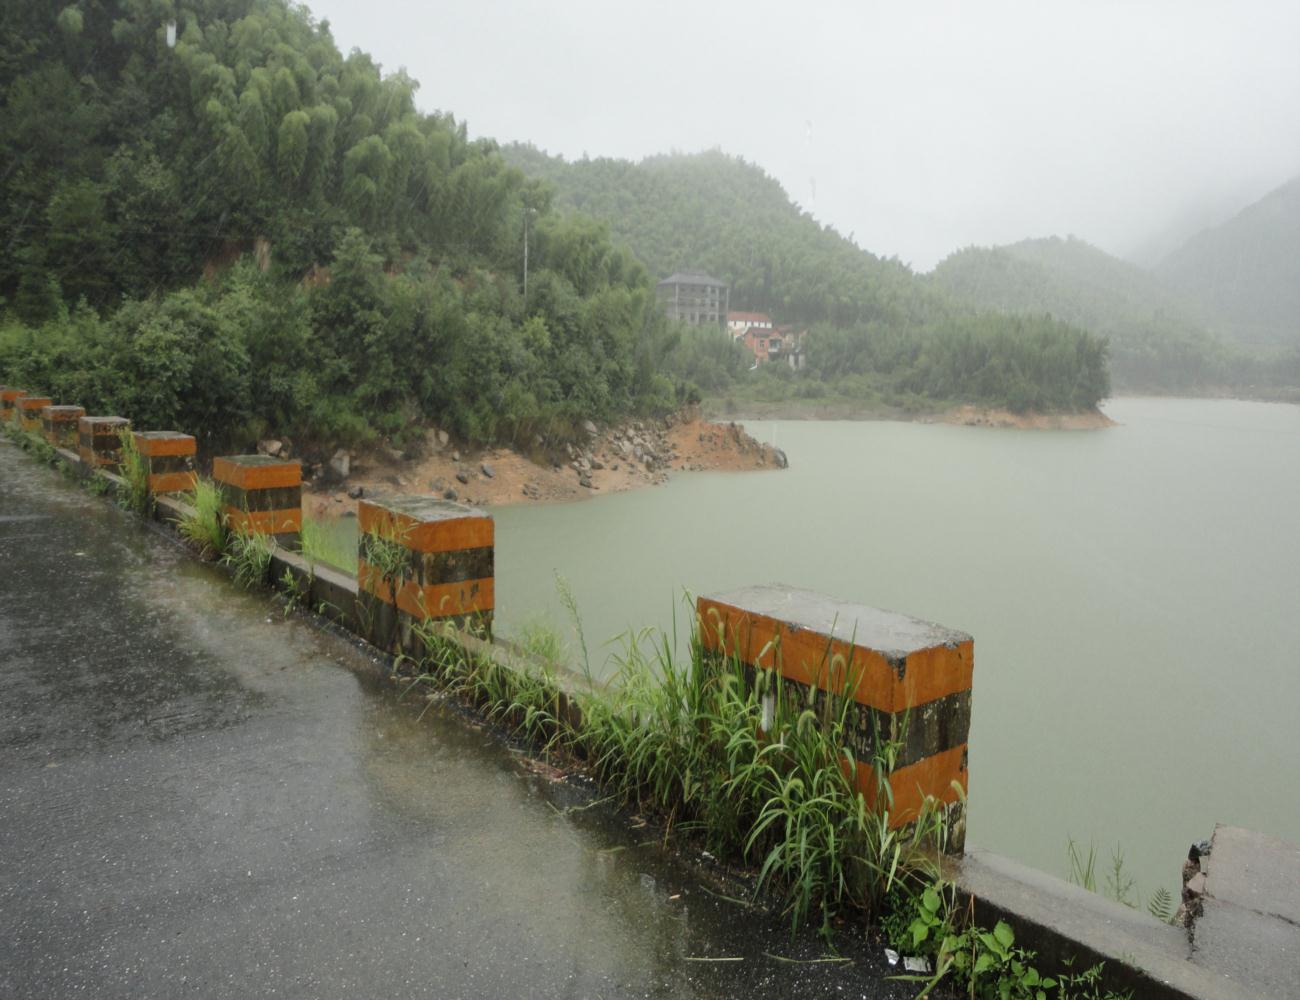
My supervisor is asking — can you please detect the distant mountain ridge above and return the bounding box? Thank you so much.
[1155,175,1300,347]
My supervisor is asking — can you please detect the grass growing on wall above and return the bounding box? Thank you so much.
[116,430,150,515]
[300,516,359,574]
[176,478,227,559]
[407,608,949,938]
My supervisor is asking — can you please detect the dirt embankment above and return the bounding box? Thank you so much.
[302,413,786,516]
[923,405,1116,430]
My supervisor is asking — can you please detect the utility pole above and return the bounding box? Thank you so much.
[522,207,536,307]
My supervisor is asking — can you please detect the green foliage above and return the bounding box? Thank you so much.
[1067,837,1178,926]
[400,591,951,939]
[506,147,1111,412]
[222,527,275,590]
[300,516,358,573]
[895,879,1131,999]
[0,2,691,450]
[177,477,227,558]
[930,235,1299,396]
[116,429,149,515]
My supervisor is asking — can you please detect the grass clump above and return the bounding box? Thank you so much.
[177,477,227,558]
[401,594,948,940]
[222,527,275,590]
[116,429,150,514]
[300,516,359,573]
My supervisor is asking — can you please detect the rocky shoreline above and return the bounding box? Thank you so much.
[292,410,787,516]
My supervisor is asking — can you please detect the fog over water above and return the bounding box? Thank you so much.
[309,0,1300,269]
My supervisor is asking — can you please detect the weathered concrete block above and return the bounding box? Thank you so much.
[41,405,84,449]
[16,396,53,433]
[697,585,972,846]
[78,416,131,471]
[213,455,302,545]
[0,388,25,424]
[133,431,197,495]
[357,495,494,656]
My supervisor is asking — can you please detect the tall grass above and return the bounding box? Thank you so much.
[116,429,150,514]
[300,516,359,573]
[177,477,227,558]
[222,527,275,589]
[402,600,948,938]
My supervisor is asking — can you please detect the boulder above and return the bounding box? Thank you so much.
[347,485,365,500]
[443,488,458,501]
[582,419,599,437]
[258,438,283,457]
[480,463,494,479]
[329,449,351,480]
[437,429,450,448]
[772,448,789,469]
[455,471,470,484]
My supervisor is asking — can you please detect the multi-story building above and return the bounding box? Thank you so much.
[656,271,730,327]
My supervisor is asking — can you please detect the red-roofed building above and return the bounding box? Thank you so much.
[739,324,807,369]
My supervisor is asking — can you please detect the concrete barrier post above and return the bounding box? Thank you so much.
[213,455,302,547]
[41,405,84,449]
[1,388,25,424]
[132,431,197,495]
[696,585,973,851]
[17,396,53,433]
[78,417,131,471]
[357,495,494,656]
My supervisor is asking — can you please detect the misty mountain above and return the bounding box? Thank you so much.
[927,236,1231,391]
[501,146,942,328]
[1155,176,1300,347]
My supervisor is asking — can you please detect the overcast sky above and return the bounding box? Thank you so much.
[309,0,1300,271]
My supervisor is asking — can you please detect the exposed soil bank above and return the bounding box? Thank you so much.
[923,405,1116,430]
[305,412,785,516]
[703,397,1114,429]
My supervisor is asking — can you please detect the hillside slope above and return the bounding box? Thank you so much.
[1156,176,1300,347]
[928,236,1228,391]
[503,146,941,328]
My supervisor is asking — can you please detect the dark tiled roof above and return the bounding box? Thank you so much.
[658,271,727,288]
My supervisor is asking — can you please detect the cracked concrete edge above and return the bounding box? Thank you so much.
[950,848,1241,1000]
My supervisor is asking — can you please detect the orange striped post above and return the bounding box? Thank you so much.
[16,396,52,433]
[697,586,973,850]
[133,431,197,495]
[212,455,302,546]
[357,495,494,655]
[78,417,131,471]
[41,405,84,449]
[1,388,26,425]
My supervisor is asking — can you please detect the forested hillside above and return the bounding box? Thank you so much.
[0,2,1110,447]
[506,146,1109,413]
[1156,176,1300,347]
[930,236,1300,395]
[0,0,682,451]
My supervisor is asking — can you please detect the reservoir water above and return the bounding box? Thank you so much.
[340,397,1300,899]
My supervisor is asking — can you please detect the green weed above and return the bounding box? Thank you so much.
[300,516,359,573]
[177,477,227,558]
[116,429,150,514]
[222,527,275,590]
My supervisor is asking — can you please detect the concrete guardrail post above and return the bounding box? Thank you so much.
[697,585,973,851]
[17,395,53,434]
[78,417,131,471]
[132,431,197,496]
[1,388,26,424]
[42,405,84,449]
[212,455,302,547]
[357,495,494,656]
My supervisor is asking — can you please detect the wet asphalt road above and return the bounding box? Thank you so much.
[0,440,909,999]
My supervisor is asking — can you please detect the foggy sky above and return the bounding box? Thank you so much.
[308,0,1300,272]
